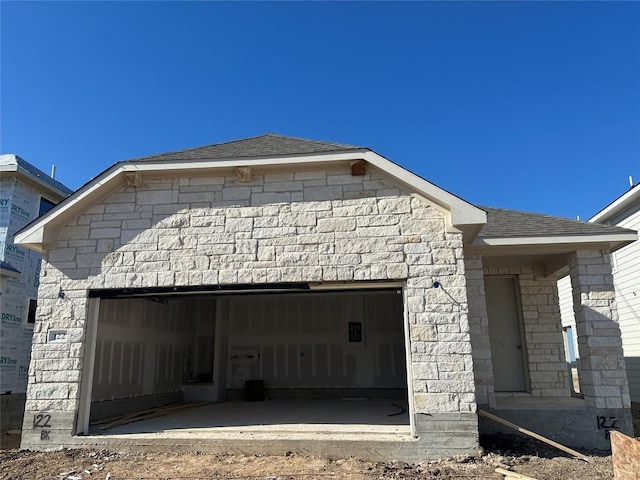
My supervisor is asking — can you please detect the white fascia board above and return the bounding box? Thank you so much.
[362,152,486,227]
[473,232,638,247]
[0,154,19,170]
[15,149,486,249]
[0,163,69,200]
[589,184,640,223]
[16,166,71,200]
[16,155,363,248]
[123,152,365,171]
[129,151,486,226]
[13,229,45,252]
[14,164,123,247]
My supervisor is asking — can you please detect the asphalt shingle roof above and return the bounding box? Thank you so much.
[478,206,636,239]
[0,155,73,196]
[131,133,366,163]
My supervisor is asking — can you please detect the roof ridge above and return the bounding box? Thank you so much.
[260,132,364,149]
[133,133,273,161]
[126,133,366,164]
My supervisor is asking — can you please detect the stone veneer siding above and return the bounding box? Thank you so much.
[466,256,634,450]
[464,254,495,408]
[569,249,631,409]
[468,265,569,398]
[22,167,478,458]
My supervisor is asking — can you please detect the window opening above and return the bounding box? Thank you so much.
[27,298,37,324]
[38,197,56,216]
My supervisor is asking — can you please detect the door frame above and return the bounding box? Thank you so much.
[485,275,531,393]
[77,297,100,435]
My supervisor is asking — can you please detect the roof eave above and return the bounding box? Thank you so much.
[362,152,487,228]
[15,162,124,249]
[124,150,367,170]
[15,150,487,251]
[589,184,640,223]
[469,232,637,255]
[0,163,71,200]
[128,151,486,226]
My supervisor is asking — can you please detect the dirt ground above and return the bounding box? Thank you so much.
[0,431,614,480]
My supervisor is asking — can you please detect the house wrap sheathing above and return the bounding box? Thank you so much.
[0,154,71,432]
[15,135,638,461]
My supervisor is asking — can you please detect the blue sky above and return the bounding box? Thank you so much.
[1,1,638,220]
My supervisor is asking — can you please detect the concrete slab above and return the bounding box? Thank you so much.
[32,400,477,461]
[93,398,411,441]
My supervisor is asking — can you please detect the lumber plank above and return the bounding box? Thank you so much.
[91,401,182,426]
[92,407,167,428]
[495,467,539,480]
[610,430,640,480]
[478,409,589,462]
[97,402,209,430]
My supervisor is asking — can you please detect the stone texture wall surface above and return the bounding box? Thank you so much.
[23,166,477,449]
[482,265,570,397]
[569,249,631,409]
[464,254,494,408]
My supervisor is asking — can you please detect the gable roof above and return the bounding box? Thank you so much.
[0,154,73,198]
[130,133,366,163]
[12,133,638,256]
[473,206,636,251]
[589,182,640,224]
[14,134,487,251]
[479,206,634,238]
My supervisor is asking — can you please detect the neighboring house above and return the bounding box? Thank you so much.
[559,181,640,426]
[0,154,72,432]
[14,135,638,461]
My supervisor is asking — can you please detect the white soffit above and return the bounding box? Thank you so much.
[14,151,487,251]
[472,233,637,252]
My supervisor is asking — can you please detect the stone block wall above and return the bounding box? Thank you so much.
[22,166,478,451]
[464,254,494,408]
[483,265,570,397]
[569,249,631,409]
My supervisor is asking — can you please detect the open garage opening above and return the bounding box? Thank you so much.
[81,286,412,437]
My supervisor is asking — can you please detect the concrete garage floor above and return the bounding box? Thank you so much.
[93,398,412,441]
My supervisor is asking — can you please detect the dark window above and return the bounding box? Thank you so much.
[38,197,56,216]
[348,321,363,343]
[27,299,37,324]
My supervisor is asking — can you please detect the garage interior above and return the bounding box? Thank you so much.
[84,286,412,438]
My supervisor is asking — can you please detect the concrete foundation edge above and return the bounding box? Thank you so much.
[478,407,633,451]
[20,412,480,462]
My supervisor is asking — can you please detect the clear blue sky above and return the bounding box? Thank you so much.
[2,1,639,220]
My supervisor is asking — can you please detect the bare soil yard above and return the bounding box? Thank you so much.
[0,432,614,480]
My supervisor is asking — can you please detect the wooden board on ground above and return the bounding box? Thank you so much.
[610,430,640,480]
[94,402,210,430]
[91,402,180,428]
[495,467,539,480]
[478,409,589,462]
